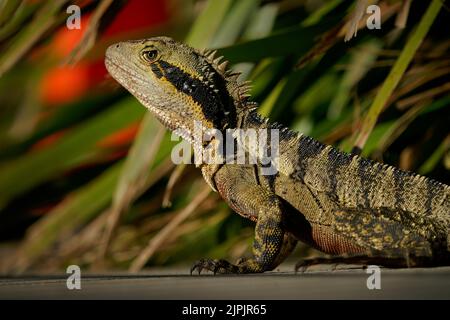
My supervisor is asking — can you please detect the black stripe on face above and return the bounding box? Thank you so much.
[155,60,236,129]
[151,63,163,78]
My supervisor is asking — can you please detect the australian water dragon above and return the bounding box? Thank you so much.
[105,37,450,274]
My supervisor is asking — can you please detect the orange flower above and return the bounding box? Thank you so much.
[98,122,140,148]
[53,14,91,58]
[40,0,170,105]
[39,65,91,105]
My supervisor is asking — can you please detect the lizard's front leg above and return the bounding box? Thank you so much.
[191,167,297,274]
[191,215,296,274]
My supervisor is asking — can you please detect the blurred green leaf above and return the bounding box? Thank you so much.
[354,0,443,150]
[0,1,69,77]
[0,0,22,28]
[218,22,338,64]
[242,3,278,40]
[185,0,233,48]
[419,136,450,175]
[0,1,40,41]
[302,0,343,27]
[0,98,145,208]
[17,160,124,270]
[328,40,381,119]
[101,114,165,255]
[210,0,260,48]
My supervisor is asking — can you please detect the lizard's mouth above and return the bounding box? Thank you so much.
[105,55,191,139]
[105,57,157,107]
[105,57,149,89]
[105,44,200,145]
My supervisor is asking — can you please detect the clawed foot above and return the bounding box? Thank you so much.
[190,258,240,275]
[190,257,264,275]
[295,256,367,273]
[295,258,335,273]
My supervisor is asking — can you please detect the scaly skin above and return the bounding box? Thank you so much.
[105,37,450,274]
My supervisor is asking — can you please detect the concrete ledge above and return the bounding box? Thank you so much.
[1,266,449,299]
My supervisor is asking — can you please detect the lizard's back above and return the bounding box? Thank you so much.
[273,133,450,260]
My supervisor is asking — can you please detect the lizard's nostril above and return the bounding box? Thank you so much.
[115,44,120,49]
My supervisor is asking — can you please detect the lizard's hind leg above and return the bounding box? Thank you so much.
[294,254,409,273]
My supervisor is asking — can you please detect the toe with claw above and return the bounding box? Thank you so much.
[190,258,240,275]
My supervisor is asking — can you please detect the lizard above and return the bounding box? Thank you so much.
[105,36,450,274]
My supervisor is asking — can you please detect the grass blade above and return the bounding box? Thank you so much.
[0,98,145,208]
[0,1,69,77]
[13,160,124,272]
[353,0,443,150]
[210,0,260,48]
[129,185,211,272]
[100,115,165,257]
[185,0,233,48]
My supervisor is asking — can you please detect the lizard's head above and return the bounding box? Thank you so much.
[105,36,252,143]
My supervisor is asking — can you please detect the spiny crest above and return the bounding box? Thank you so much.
[199,48,254,109]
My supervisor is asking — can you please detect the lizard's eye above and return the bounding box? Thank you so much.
[142,49,158,63]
